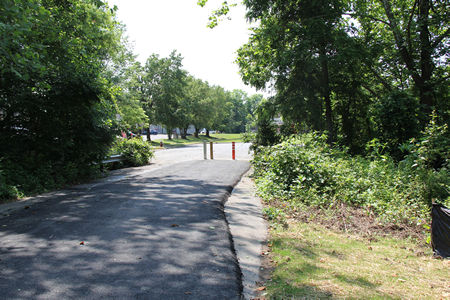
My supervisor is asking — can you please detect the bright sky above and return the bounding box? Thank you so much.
[108,0,267,97]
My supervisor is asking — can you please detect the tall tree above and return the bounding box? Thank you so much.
[0,0,124,189]
[208,85,228,136]
[185,77,213,137]
[237,0,350,143]
[141,51,187,140]
[108,55,149,135]
[352,0,449,113]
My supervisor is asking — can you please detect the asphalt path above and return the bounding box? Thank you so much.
[0,144,251,299]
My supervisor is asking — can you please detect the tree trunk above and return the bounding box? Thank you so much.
[181,128,187,139]
[146,124,151,142]
[194,128,199,138]
[319,44,335,144]
[167,128,172,140]
[381,0,434,111]
[418,0,434,110]
[340,98,354,150]
[206,129,210,137]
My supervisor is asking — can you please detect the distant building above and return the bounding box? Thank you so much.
[273,117,284,126]
[149,124,196,135]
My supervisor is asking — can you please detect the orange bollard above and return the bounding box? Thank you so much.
[232,142,235,160]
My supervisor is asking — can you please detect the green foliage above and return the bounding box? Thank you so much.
[404,112,450,171]
[0,158,102,201]
[400,113,450,205]
[141,51,187,139]
[230,0,449,156]
[0,0,125,199]
[373,91,421,157]
[237,0,351,143]
[111,59,149,132]
[253,133,448,225]
[197,0,237,28]
[242,131,256,143]
[115,138,154,167]
[250,99,280,151]
[0,167,21,201]
[184,77,213,136]
[253,116,279,149]
[262,206,285,222]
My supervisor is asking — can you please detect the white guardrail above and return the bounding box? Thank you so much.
[101,154,123,164]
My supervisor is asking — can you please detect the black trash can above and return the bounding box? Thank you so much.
[431,203,450,258]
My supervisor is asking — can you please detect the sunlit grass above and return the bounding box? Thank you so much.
[265,221,450,299]
[150,133,243,148]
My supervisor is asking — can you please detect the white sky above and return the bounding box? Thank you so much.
[108,0,268,97]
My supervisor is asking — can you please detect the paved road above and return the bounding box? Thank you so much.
[0,144,251,299]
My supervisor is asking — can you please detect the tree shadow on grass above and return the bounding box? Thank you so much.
[334,273,377,288]
[269,262,334,299]
[267,237,400,299]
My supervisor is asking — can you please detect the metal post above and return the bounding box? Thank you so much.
[210,142,214,160]
[232,142,235,160]
[203,141,207,160]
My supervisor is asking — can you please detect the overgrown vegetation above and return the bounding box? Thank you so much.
[254,120,449,298]
[253,126,449,227]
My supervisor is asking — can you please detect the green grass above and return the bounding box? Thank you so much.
[150,133,243,148]
[264,221,450,299]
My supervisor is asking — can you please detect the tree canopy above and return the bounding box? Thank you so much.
[1,0,125,195]
[200,0,449,154]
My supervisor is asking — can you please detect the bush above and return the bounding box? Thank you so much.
[242,131,256,143]
[115,138,154,167]
[0,167,21,201]
[0,157,103,202]
[400,113,450,206]
[252,132,448,226]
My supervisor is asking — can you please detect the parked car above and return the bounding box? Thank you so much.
[150,129,158,135]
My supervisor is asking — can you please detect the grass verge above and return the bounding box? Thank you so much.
[150,133,243,148]
[261,214,449,299]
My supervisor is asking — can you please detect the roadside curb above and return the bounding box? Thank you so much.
[226,168,268,300]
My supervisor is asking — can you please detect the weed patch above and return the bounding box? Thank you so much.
[253,133,449,227]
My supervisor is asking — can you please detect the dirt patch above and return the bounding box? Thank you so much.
[251,243,273,300]
[268,200,428,243]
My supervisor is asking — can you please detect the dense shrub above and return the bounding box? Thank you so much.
[400,113,450,205]
[253,133,449,225]
[114,138,154,167]
[0,158,103,202]
[0,166,21,200]
[247,99,280,152]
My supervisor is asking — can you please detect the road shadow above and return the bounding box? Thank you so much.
[0,160,249,299]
